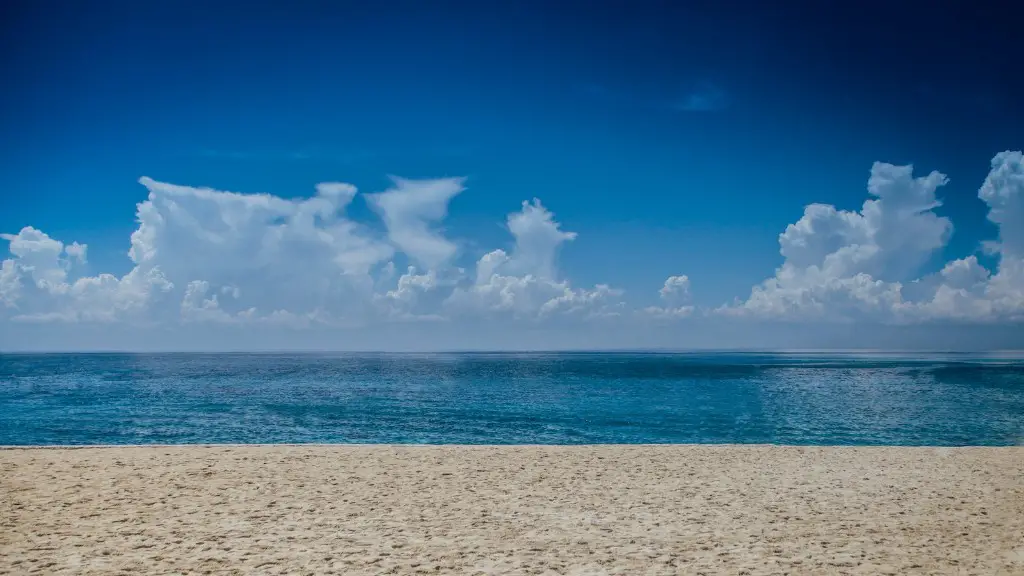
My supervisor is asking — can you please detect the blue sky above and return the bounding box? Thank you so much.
[1,0,1022,350]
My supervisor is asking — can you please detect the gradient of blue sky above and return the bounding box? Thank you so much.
[1,0,1022,350]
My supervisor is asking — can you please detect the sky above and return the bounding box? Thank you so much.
[1,0,1022,351]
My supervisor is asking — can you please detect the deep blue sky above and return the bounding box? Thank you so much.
[2,0,1022,308]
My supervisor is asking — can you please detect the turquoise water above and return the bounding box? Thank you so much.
[1,352,1022,446]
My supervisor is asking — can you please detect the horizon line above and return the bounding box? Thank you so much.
[3,348,1023,356]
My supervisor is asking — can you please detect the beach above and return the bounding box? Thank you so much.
[2,445,1022,575]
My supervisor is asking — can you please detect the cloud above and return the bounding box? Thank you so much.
[642,275,694,320]
[365,177,465,269]
[1,176,617,333]
[721,161,951,320]
[127,176,392,324]
[904,151,1024,321]
[2,152,1022,350]
[724,152,1024,324]
[373,266,448,322]
[979,151,1024,257]
[658,275,691,301]
[502,199,578,279]
[641,305,694,319]
[2,177,399,326]
[446,199,621,320]
[0,226,173,323]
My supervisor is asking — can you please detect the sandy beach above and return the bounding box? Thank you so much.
[2,445,1022,575]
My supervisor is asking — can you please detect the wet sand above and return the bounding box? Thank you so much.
[2,445,1022,575]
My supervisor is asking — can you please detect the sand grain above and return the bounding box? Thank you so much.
[2,445,1022,575]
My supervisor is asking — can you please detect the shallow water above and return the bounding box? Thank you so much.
[1,352,1022,445]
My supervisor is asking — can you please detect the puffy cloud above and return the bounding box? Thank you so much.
[978,151,1024,257]
[641,305,694,319]
[373,266,447,322]
[503,199,578,279]
[658,275,690,301]
[1,176,618,330]
[4,152,1022,345]
[778,163,951,282]
[641,275,694,320]
[446,200,621,320]
[1,227,76,289]
[2,177,400,325]
[0,226,173,323]
[129,176,398,324]
[724,161,953,320]
[906,151,1024,321]
[381,267,438,304]
[365,177,465,269]
[181,280,234,323]
[726,151,1024,324]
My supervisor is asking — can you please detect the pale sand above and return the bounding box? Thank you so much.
[2,446,1022,575]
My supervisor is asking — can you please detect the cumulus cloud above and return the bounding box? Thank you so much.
[501,199,578,279]
[373,266,448,322]
[1,175,619,332]
[659,275,690,301]
[905,151,1024,321]
[0,226,174,323]
[642,275,694,319]
[725,151,1024,323]
[3,152,1022,348]
[127,176,394,324]
[446,199,621,320]
[365,177,465,269]
[722,161,952,320]
[1,177,402,326]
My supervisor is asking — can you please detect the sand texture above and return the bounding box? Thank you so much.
[2,445,1022,575]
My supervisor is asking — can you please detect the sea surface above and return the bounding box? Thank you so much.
[1,352,1022,446]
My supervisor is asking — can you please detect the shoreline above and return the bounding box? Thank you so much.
[4,445,1022,574]
[2,442,1020,449]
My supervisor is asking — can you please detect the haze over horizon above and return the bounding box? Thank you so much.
[2,0,1022,351]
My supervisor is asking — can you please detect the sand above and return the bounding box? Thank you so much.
[2,446,1022,575]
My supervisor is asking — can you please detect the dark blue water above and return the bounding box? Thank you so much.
[1,352,1022,446]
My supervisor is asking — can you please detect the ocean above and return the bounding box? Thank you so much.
[1,352,1022,446]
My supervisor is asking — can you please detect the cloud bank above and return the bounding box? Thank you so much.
[2,151,1022,350]
[721,151,1023,323]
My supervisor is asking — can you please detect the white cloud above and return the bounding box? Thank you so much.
[642,275,694,320]
[2,153,1022,350]
[0,226,174,323]
[130,176,395,325]
[638,272,696,317]
[724,161,952,320]
[0,227,75,289]
[181,280,233,323]
[658,275,690,301]
[364,177,465,269]
[641,305,694,320]
[725,151,1024,324]
[446,199,621,320]
[904,151,1024,321]
[1,176,617,332]
[502,199,578,279]
[2,177,398,325]
[374,266,447,322]
[979,151,1024,257]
